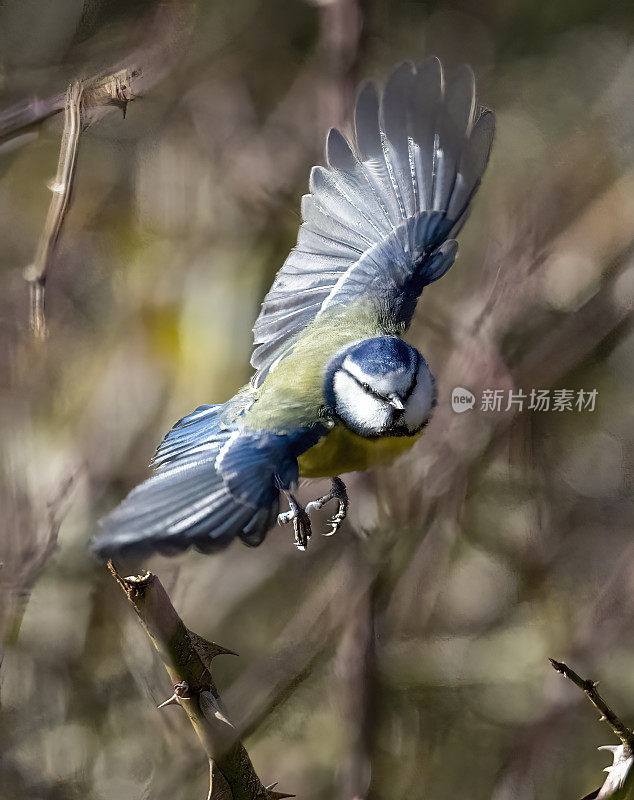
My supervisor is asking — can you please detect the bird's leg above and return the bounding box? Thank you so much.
[305,477,349,537]
[277,488,312,551]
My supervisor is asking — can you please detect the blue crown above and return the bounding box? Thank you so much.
[346,336,418,375]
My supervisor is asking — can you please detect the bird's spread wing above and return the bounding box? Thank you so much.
[92,405,295,557]
[250,57,494,388]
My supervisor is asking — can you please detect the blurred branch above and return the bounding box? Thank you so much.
[0,472,75,659]
[225,545,373,739]
[316,0,362,130]
[0,91,67,142]
[108,562,292,800]
[335,581,376,800]
[515,260,633,387]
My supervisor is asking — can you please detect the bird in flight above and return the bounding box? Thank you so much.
[93,57,494,558]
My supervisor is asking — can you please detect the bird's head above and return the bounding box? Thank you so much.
[324,336,436,438]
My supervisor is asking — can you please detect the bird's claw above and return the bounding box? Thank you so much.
[277,495,312,550]
[292,507,312,550]
[305,477,349,537]
[278,478,348,550]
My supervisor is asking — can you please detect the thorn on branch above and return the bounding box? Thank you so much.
[262,778,297,798]
[199,690,234,728]
[187,628,239,670]
[158,680,192,709]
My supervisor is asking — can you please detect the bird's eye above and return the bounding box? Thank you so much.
[362,383,371,392]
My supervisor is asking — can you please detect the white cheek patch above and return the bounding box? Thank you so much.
[333,371,391,434]
[402,367,435,432]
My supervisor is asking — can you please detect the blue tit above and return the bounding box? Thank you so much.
[93,57,494,557]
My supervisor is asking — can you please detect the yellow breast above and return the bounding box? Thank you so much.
[298,424,424,478]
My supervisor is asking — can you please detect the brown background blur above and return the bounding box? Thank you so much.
[1,1,633,798]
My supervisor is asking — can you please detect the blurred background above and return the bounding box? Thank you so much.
[1,0,633,798]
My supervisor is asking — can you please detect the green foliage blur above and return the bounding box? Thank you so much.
[0,1,633,799]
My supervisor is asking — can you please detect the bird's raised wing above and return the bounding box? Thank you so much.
[250,57,494,388]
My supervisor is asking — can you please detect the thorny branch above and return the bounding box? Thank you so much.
[108,562,292,800]
[550,659,634,750]
[549,660,634,799]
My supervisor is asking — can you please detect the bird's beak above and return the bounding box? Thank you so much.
[388,394,405,411]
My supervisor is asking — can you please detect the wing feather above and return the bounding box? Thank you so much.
[354,81,403,226]
[411,56,443,210]
[250,58,495,387]
[92,405,298,557]
[301,195,375,248]
[381,61,417,219]
[326,126,357,172]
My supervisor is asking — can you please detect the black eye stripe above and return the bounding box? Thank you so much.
[341,366,417,407]
[341,368,389,403]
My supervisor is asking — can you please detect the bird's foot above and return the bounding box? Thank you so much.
[277,478,348,549]
[277,491,312,551]
[305,477,349,537]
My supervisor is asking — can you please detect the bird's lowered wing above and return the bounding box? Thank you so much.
[250,57,494,388]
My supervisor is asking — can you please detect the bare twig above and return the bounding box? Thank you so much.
[108,562,292,800]
[22,67,143,338]
[550,659,634,749]
[24,81,83,338]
